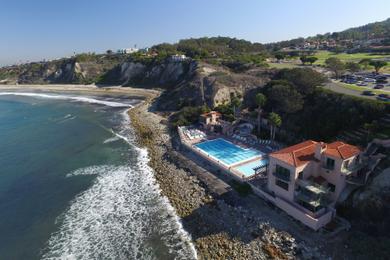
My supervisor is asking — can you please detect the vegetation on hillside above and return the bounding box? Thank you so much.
[152,37,269,71]
[266,18,390,51]
[245,68,390,143]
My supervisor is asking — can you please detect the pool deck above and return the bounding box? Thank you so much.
[178,127,270,181]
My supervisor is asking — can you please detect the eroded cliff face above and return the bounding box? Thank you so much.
[0,58,270,110]
[157,64,270,110]
[117,60,193,86]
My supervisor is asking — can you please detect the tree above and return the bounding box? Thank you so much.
[359,58,372,70]
[369,60,388,73]
[268,112,282,140]
[275,53,285,62]
[255,93,267,135]
[363,120,379,142]
[267,84,304,113]
[276,68,326,95]
[300,56,308,65]
[306,56,318,65]
[325,57,345,78]
[230,93,242,120]
[106,49,113,55]
[345,62,361,73]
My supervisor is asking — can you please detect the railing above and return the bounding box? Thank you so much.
[295,192,322,207]
[273,171,290,182]
[341,162,364,174]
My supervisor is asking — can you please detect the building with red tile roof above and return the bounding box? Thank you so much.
[265,140,363,230]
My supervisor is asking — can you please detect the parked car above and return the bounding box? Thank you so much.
[378,94,389,98]
[356,82,368,86]
[377,94,390,102]
[364,78,376,83]
[362,90,375,96]
[374,84,385,89]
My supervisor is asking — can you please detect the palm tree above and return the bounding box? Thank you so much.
[268,112,282,140]
[255,93,267,136]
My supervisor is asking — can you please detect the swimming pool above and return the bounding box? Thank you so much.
[194,138,263,166]
[233,159,269,177]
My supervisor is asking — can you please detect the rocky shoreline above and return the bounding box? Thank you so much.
[127,99,315,259]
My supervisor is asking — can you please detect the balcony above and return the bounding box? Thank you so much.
[295,192,323,208]
[273,170,291,182]
[295,179,331,211]
[341,162,364,174]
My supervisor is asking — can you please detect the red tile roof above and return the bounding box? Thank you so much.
[323,141,361,159]
[200,111,221,117]
[270,140,318,167]
[270,140,361,167]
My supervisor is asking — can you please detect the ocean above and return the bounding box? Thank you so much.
[0,92,196,260]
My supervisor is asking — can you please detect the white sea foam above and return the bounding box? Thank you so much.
[102,136,120,144]
[42,109,197,260]
[0,92,133,108]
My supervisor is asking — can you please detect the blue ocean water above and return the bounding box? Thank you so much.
[0,93,196,260]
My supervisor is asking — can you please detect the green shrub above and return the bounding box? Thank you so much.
[230,180,253,196]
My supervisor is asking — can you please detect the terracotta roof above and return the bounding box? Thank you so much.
[270,140,361,167]
[200,111,221,117]
[323,141,361,159]
[270,140,317,167]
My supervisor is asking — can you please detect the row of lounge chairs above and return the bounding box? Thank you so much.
[232,134,246,142]
[258,139,272,145]
[232,134,275,149]
[182,127,207,140]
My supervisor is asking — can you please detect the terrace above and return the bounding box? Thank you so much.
[295,178,332,214]
[178,123,273,182]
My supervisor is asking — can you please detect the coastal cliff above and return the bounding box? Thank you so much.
[0,56,270,110]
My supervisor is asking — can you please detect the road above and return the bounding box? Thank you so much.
[323,81,377,100]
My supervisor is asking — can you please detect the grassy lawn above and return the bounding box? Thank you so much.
[313,51,390,72]
[336,81,390,95]
[267,62,300,69]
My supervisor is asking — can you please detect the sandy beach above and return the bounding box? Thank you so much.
[0,84,160,100]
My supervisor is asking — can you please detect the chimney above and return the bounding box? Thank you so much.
[315,142,324,160]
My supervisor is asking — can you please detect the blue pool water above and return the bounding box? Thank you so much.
[234,159,269,177]
[194,138,263,166]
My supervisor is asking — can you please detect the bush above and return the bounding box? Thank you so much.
[230,180,253,196]
[171,106,210,126]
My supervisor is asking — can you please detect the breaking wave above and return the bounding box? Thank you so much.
[0,92,133,108]
[41,107,197,259]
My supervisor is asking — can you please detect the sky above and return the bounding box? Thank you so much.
[1,0,389,66]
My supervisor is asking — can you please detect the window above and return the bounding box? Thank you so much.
[275,179,289,191]
[298,171,303,180]
[275,165,291,181]
[326,158,335,170]
[328,183,336,192]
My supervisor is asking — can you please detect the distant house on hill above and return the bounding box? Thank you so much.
[170,54,188,62]
[117,48,139,54]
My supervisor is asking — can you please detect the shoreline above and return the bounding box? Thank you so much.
[127,99,317,259]
[0,84,160,100]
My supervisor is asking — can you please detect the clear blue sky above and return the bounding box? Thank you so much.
[1,0,389,66]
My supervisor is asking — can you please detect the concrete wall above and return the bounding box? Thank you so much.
[251,183,333,230]
[275,197,334,230]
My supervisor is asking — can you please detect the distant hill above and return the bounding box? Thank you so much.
[266,18,390,51]
[318,18,390,41]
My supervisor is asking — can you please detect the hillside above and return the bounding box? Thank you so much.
[266,18,390,52]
